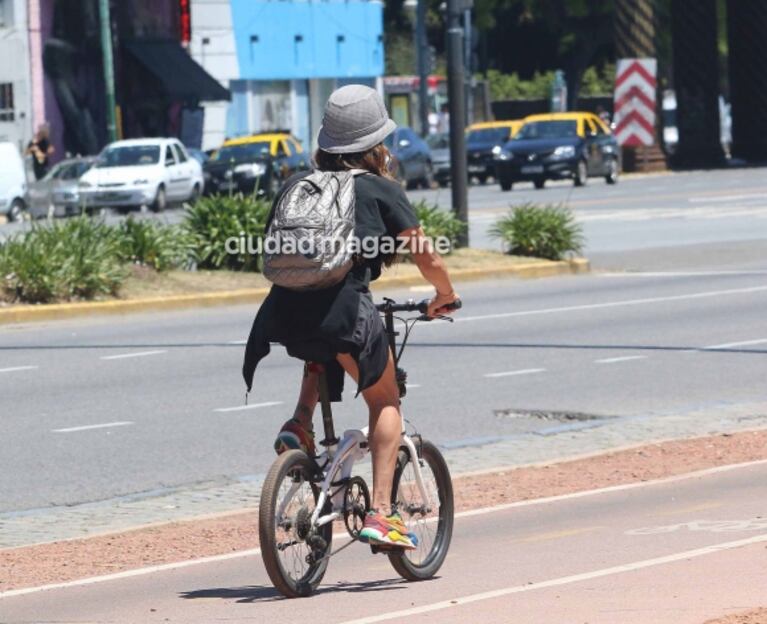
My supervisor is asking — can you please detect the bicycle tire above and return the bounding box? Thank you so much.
[388,440,454,581]
[259,450,332,598]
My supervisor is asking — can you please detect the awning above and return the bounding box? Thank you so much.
[124,39,230,102]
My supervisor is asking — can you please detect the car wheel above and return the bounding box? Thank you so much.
[8,198,25,222]
[605,158,619,185]
[533,177,546,190]
[420,162,435,189]
[574,160,588,187]
[477,174,488,185]
[499,176,513,192]
[437,179,449,188]
[151,185,167,212]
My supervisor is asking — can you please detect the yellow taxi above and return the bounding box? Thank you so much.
[495,112,620,190]
[206,132,311,197]
[466,120,524,182]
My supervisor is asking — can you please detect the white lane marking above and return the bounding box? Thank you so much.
[453,458,767,520]
[100,350,167,361]
[689,192,767,203]
[227,339,247,345]
[0,547,264,599]
[450,286,767,325]
[595,355,648,364]
[484,368,546,379]
[3,458,767,599]
[52,421,134,434]
[405,383,421,389]
[213,401,283,413]
[701,338,767,350]
[627,518,767,536]
[339,533,767,624]
[0,365,38,374]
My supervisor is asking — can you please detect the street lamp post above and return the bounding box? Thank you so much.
[404,0,430,136]
[446,0,469,247]
[98,0,118,143]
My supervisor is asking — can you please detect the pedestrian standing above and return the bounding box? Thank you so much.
[26,124,55,180]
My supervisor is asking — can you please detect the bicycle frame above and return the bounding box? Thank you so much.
[306,306,435,531]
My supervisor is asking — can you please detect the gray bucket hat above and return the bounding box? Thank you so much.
[317,85,397,154]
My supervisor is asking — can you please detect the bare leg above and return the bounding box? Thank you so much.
[336,352,401,513]
[293,365,319,431]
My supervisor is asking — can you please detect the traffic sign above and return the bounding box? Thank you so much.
[613,58,657,146]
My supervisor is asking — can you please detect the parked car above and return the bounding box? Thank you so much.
[495,112,620,191]
[187,147,210,166]
[384,127,433,189]
[426,132,450,187]
[205,132,311,197]
[466,120,524,183]
[78,139,204,212]
[0,142,28,222]
[26,156,95,218]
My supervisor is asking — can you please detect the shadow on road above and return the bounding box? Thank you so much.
[179,577,411,603]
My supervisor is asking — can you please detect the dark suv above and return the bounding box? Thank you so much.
[494,113,620,191]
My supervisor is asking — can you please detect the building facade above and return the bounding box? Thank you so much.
[189,0,384,151]
[0,0,33,149]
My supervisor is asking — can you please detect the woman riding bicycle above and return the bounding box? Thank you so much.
[243,85,459,550]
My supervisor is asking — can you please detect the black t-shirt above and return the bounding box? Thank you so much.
[28,138,51,180]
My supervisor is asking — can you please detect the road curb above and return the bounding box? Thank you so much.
[0,258,589,325]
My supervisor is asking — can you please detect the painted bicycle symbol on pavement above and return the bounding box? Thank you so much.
[626,518,767,536]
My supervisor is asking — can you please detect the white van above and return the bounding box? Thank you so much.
[0,142,27,221]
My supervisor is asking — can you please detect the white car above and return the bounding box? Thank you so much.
[0,141,28,221]
[79,138,204,211]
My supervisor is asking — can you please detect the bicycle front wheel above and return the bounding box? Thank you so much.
[388,439,454,580]
[259,450,332,598]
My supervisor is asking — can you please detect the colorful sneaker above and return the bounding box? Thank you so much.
[358,511,418,550]
[273,419,316,456]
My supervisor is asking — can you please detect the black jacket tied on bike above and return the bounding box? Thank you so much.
[242,172,420,400]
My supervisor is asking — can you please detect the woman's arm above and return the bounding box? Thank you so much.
[398,226,460,317]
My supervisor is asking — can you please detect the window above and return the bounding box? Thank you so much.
[0,83,14,122]
[275,141,288,158]
[172,143,188,163]
[0,0,11,28]
[282,140,295,157]
[164,146,176,166]
[289,138,303,154]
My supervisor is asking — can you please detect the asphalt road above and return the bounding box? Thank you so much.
[3,458,766,623]
[2,265,767,512]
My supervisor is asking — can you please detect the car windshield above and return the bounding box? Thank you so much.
[212,142,271,162]
[97,146,161,167]
[467,127,509,144]
[515,120,578,140]
[426,133,449,149]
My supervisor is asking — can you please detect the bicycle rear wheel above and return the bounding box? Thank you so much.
[259,450,332,598]
[388,439,454,580]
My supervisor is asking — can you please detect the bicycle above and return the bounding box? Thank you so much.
[259,297,461,598]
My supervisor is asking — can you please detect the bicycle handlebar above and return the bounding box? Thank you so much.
[376,297,463,315]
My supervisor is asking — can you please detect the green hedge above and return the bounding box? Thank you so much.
[489,203,584,261]
[412,200,466,253]
[183,194,271,271]
[118,217,192,271]
[0,217,126,303]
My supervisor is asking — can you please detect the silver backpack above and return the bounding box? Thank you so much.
[262,170,364,290]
